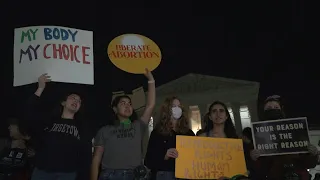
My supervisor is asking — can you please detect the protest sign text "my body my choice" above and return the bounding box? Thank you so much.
[19,27,90,65]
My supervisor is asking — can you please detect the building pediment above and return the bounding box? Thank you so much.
[156,73,259,96]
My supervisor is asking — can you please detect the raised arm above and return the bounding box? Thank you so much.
[140,69,155,124]
[25,74,51,122]
[35,73,51,97]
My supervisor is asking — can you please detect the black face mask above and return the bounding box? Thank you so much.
[263,109,283,120]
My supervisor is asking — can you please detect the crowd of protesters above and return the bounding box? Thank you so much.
[0,73,319,180]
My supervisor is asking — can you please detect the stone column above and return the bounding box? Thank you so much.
[231,103,243,135]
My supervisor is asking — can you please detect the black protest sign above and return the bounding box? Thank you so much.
[251,117,310,156]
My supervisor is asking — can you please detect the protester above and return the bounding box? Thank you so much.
[91,69,155,180]
[250,95,318,180]
[25,73,86,180]
[197,101,238,180]
[144,96,195,180]
[241,127,255,178]
[242,127,253,145]
[198,101,238,138]
[0,118,35,180]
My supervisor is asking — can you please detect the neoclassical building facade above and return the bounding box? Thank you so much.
[150,73,260,135]
[115,73,260,156]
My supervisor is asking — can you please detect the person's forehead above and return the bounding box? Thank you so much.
[212,104,224,109]
[119,97,131,103]
[172,99,180,105]
[68,94,81,99]
[265,101,280,106]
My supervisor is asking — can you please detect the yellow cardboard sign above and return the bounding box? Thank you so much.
[107,34,161,74]
[175,136,247,179]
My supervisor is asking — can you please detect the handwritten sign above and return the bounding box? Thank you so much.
[175,136,247,179]
[14,26,94,86]
[251,117,310,156]
[107,34,161,74]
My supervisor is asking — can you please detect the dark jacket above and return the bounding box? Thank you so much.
[253,153,317,180]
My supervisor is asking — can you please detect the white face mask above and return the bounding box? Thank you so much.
[172,107,182,120]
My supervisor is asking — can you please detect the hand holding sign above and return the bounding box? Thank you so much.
[38,73,51,89]
[308,144,318,156]
[144,68,154,81]
[165,148,178,160]
[250,149,261,161]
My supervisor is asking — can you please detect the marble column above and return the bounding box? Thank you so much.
[231,103,243,135]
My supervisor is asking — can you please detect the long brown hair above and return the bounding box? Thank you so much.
[155,96,190,135]
[205,101,238,138]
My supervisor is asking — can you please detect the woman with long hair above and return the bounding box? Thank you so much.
[250,95,318,180]
[197,101,240,180]
[196,113,208,136]
[198,101,237,138]
[91,69,155,180]
[144,96,195,180]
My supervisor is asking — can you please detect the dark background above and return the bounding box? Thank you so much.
[252,118,309,155]
[1,1,318,137]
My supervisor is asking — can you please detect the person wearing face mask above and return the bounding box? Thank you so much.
[250,95,318,180]
[262,95,286,120]
[144,97,195,180]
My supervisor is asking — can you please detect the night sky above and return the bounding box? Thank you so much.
[1,1,318,137]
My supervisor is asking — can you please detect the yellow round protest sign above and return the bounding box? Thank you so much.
[107,34,162,74]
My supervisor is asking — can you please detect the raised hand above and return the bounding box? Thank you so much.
[140,68,156,124]
[144,68,154,81]
[38,73,51,89]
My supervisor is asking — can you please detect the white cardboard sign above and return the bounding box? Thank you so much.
[13,26,94,86]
